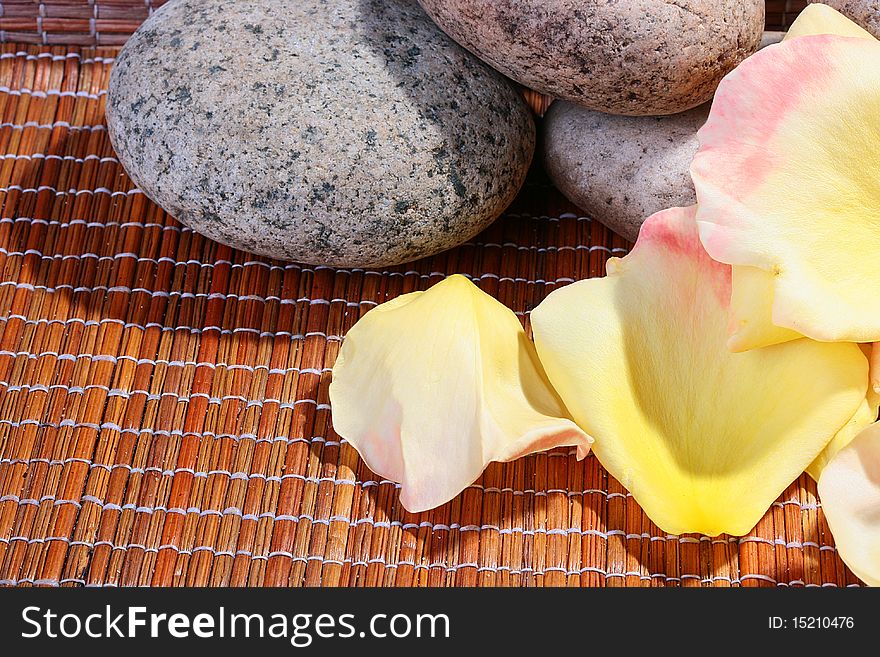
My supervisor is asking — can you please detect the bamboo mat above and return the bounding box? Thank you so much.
[0,2,865,588]
[0,1,168,45]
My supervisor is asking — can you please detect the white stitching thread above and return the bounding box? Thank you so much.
[739,536,833,551]
[0,281,379,308]
[0,217,180,231]
[0,86,108,99]
[0,185,139,196]
[0,428,339,448]
[0,121,106,131]
[0,573,854,587]
[0,468,370,489]
[0,51,114,64]
[0,153,119,163]
[0,388,331,408]
[0,359,331,376]
[0,351,335,375]
[0,578,87,587]
[0,320,345,340]
[471,240,628,255]
[0,386,333,409]
[0,245,585,289]
[0,243,590,293]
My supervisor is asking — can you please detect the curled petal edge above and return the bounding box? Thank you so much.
[329,274,591,513]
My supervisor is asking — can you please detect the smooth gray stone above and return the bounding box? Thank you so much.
[543,102,710,242]
[417,0,765,116]
[106,0,534,267]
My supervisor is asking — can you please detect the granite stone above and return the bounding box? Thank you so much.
[417,0,765,116]
[811,0,880,38]
[543,102,710,242]
[106,0,535,267]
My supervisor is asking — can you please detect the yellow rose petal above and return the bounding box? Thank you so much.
[721,4,877,352]
[807,344,880,479]
[329,274,591,513]
[728,265,803,352]
[692,35,880,343]
[807,394,879,479]
[817,421,880,586]
[531,207,869,536]
[784,3,875,41]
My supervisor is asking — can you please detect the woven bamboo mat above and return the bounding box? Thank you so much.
[0,3,865,588]
[0,1,168,45]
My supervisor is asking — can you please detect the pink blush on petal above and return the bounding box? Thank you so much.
[695,36,841,202]
[636,208,733,307]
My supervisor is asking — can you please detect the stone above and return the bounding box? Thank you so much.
[106,0,534,268]
[417,0,765,116]
[761,31,785,48]
[810,1,880,38]
[542,102,710,242]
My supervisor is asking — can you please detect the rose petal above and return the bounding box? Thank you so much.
[871,342,880,394]
[728,265,803,352]
[723,6,875,351]
[807,344,880,478]
[817,421,880,586]
[808,394,880,479]
[531,207,869,536]
[692,35,880,343]
[784,3,876,41]
[329,274,591,513]
[724,4,875,352]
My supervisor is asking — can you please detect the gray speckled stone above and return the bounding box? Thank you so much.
[810,0,880,37]
[543,102,710,242]
[417,0,765,116]
[106,0,534,268]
